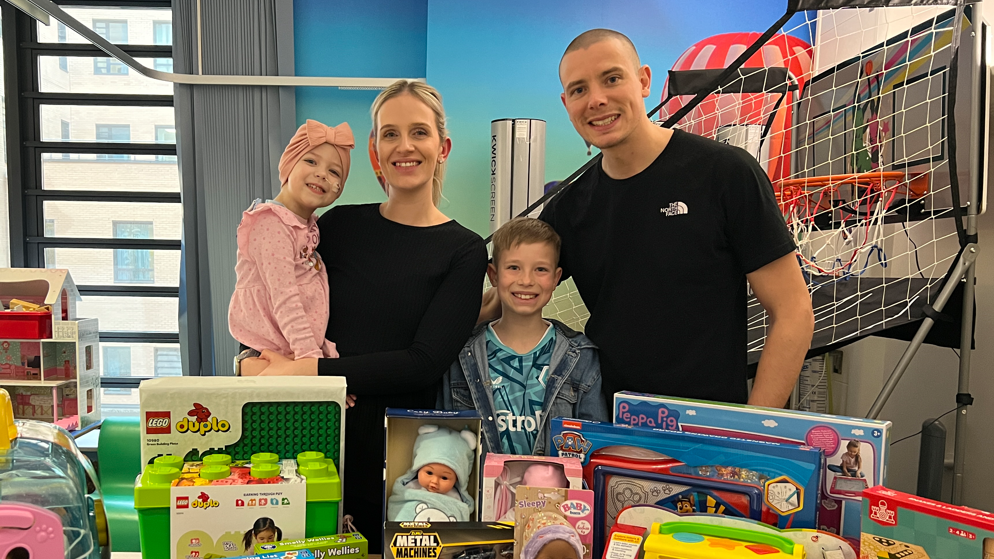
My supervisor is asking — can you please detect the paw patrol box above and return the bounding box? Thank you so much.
[861,486,994,559]
[383,522,514,559]
[614,391,892,550]
[548,418,823,555]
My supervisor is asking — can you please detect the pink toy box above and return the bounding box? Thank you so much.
[515,486,594,559]
[481,454,584,522]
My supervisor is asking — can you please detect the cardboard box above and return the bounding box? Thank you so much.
[384,409,483,529]
[549,418,824,555]
[257,533,367,559]
[481,454,584,522]
[232,552,314,559]
[861,486,994,558]
[383,521,513,559]
[514,486,594,559]
[138,377,347,467]
[613,391,891,550]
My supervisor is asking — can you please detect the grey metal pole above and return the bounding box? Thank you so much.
[951,2,985,505]
[953,250,976,505]
[866,248,976,419]
[918,418,947,501]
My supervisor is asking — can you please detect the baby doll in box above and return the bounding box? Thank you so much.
[387,425,476,522]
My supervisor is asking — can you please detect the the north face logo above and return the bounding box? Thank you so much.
[661,202,689,216]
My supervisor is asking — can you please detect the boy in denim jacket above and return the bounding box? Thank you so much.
[442,218,607,455]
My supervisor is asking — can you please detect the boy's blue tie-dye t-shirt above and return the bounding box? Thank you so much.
[485,322,556,455]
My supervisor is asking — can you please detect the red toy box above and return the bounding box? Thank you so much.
[0,311,53,339]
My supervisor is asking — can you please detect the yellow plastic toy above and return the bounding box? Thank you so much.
[644,521,805,559]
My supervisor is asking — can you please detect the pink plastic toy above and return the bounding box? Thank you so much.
[0,502,66,558]
[481,454,583,522]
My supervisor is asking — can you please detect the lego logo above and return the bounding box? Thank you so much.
[146,411,171,435]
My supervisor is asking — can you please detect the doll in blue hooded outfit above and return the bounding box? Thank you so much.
[387,425,477,522]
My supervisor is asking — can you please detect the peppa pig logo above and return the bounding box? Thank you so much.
[616,401,682,430]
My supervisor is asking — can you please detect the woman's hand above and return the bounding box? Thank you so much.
[258,350,318,376]
[347,394,357,408]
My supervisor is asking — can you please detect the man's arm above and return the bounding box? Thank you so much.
[745,252,814,408]
[478,286,502,324]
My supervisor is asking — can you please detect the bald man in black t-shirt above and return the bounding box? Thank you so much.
[483,29,814,408]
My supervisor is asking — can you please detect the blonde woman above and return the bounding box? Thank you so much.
[259,81,487,547]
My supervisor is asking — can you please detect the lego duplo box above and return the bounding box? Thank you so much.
[861,486,994,559]
[384,521,513,559]
[614,391,891,550]
[139,377,347,468]
[257,533,367,559]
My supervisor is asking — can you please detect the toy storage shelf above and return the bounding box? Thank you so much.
[0,379,75,387]
[0,318,101,428]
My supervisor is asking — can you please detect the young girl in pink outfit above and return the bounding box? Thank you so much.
[228,119,354,368]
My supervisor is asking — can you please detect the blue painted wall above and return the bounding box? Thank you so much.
[293,0,811,233]
[293,0,428,207]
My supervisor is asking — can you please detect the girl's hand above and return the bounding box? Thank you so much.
[347,394,357,408]
[258,350,318,376]
[239,357,270,377]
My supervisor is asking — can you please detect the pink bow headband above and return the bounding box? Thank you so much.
[278,119,355,186]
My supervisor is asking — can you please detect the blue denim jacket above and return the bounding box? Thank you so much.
[440,319,608,455]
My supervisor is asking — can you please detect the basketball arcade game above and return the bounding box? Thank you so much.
[530,0,987,507]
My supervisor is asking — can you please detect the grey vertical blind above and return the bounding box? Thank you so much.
[174,0,296,375]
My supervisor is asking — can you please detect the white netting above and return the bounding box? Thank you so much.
[539,6,972,358]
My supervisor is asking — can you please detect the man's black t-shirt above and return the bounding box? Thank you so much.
[539,130,795,403]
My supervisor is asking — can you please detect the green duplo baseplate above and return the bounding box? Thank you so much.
[190,401,342,468]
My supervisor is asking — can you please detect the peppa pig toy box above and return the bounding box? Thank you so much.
[613,391,891,550]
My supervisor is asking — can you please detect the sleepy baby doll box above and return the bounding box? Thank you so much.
[514,486,595,559]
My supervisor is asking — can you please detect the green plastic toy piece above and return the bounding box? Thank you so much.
[147,466,181,486]
[251,463,281,479]
[297,451,325,466]
[203,454,232,466]
[299,461,328,479]
[153,455,183,469]
[657,522,797,555]
[199,465,230,481]
[220,402,342,466]
[252,452,279,465]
